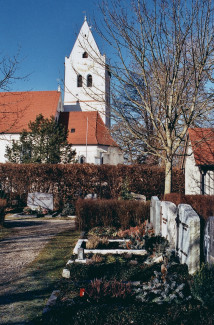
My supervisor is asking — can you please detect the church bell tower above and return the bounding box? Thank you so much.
[64,18,111,127]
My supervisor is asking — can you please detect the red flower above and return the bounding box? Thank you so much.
[80,288,85,297]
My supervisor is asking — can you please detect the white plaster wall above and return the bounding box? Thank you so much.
[0,134,20,163]
[205,171,214,195]
[64,20,109,126]
[185,145,201,194]
[73,144,123,165]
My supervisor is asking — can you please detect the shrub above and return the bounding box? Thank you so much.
[0,198,7,226]
[164,193,214,221]
[191,263,214,306]
[76,199,150,230]
[0,164,184,208]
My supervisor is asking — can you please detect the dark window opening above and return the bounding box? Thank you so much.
[80,156,85,164]
[83,52,88,58]
[71,128,75,133]
[77,75,82,87]
[87,74,92,87]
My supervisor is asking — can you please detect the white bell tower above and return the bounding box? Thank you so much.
[64,18,111,127]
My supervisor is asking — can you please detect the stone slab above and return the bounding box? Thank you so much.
[27,192,54,211]
[177,204,200,275]
[204,216,214,264]
[150,196,161,235]
[160,201,177,249]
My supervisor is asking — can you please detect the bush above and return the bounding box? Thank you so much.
[191,263,214,306]
[76,199,150,230]
[0,164,184,208]
[164,194,214,221]
[0,198,7,226]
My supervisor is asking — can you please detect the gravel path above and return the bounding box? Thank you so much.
[0,216,76,324]
[0,217,75,289]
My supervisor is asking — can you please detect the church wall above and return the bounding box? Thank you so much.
[73,144,123,165]
[0,134,20,163]
[185,144,201,194]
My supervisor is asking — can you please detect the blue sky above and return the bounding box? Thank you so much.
[0,0,105,91]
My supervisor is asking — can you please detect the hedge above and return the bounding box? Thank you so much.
[164,193,214,221]
[0,163,184,208]
[76,199,150,230]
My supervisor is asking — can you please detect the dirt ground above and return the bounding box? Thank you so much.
[0,216,76,324]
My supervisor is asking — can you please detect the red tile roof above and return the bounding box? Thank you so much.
[59,111,118,146]
[188,128,214,166]
[0,91,60,133]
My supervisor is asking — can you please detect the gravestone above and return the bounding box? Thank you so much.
[131,192,146,202]
[177,204,200,275]
[160,201,177,249]
[204,216,214,264]
[27,192,54,211]
[150,196,161,235]
[85,193,97,199]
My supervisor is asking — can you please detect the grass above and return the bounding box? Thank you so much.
[0,228,80,325]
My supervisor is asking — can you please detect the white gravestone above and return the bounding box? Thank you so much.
[177,204,200,275]
[27,192,54,211]
[204,216,214,264]
[150,196,161,235]
[160,201,177,249]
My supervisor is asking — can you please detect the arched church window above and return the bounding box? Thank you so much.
[83,52,88,58]
[80,156,85,164]
[87,74,92,87]
[77,75,82,87]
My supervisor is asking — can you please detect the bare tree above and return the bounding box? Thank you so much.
[94,0,214,193]
[0,50,29,135]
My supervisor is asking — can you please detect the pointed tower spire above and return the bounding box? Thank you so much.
[64,19,111,128]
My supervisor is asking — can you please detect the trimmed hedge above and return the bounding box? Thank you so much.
[164,193,214,221]
[76,199,150,230]
[0,163,184,208]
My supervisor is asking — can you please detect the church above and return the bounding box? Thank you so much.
[0,18,123,165]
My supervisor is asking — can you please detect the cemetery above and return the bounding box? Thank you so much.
[43,194,214,324]
[0,164,214,324]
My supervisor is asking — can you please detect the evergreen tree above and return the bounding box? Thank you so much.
[5,114,76,164]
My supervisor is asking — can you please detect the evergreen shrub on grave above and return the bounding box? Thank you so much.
[191,263,214,307]
[0,163,184,208]
[75,199,150,230]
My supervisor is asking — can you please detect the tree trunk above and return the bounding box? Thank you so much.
[164,160,172,194]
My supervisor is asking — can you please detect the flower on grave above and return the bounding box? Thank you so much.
[80,288,85,297]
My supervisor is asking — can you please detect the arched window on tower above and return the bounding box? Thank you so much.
[87,74,92,87]
[77,75,82,87]
[83,52,88,58]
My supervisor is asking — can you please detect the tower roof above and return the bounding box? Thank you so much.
[68,18,102,59]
